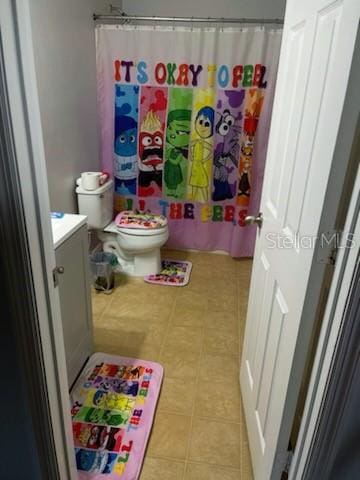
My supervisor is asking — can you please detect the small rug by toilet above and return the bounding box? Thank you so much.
[144,259,192,286]
[70,352,163,480]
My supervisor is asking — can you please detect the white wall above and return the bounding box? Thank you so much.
[122,0,286,19]
[29,0,108,213]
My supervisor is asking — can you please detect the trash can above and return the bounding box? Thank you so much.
[89,252,118,293]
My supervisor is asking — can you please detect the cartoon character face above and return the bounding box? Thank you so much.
[106,413,127,426]
[117,366,127,378]
[105,393,134,411]
[139,110,164,171]
[195,114,212,139]
[114,115,137,158]
[115,127,137,157]
[93,376,112,391]
[166,118,191,147]
[87,426,101,447]
[194,106,214,140]
[76,449,97,472]
[125,366,144,379]
[101,381,112,391]
[98,364,118,377]
[76,450,116,473]
[241,136,254,157]
[75,425,92,446]
[139,130,163,168]
[87,426,110,449]
[120,380,139,396]
[93,390,107,408]
[216,110,236,137]
[86,408,104,424]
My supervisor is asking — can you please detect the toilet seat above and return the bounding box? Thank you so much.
[104,221,168,237]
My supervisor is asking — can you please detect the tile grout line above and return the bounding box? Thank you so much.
[149,257,204,479]
[157,290,178,359]
[182,260,207,479]
[236,262,245,476]
[157,408,243,425]
[146,453,242,471]
[236,267,245,476]
[91,286,117,327]
[237,263,253,477]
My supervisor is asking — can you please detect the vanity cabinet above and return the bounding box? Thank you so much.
[54,217,93,386]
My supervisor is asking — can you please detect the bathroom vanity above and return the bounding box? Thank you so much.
[51,214,93,387]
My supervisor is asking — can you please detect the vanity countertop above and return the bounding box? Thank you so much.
[51,213,87,249]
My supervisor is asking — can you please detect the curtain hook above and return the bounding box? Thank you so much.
[222,17,225,32]
[191,16,194,32]
[153,15,156,31]
[173,16,175,31]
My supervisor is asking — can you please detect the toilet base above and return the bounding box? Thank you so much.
[102,240,162,276]
[99,228,165,277]
[118,249,161,277]
[133,249,161,277]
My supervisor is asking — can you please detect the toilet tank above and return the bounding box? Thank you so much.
[76,179,114,229]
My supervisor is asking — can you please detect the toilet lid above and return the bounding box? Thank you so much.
[104,221,168,237]
[115,211,168,230]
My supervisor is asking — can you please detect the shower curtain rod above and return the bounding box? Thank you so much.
[93,12,284,26]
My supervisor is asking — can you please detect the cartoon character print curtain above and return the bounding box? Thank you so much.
[96,25,282,256]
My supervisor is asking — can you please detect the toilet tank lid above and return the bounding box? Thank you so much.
[76,178,113,195]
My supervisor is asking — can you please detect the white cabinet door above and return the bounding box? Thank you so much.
[240,0,360,479]
[56,224,93,386]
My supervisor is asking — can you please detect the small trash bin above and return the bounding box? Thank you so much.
[89,252,118,293]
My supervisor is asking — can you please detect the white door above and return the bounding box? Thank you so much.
[240,1,360,479]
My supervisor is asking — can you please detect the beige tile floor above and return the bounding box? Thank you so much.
[92,249,254,480]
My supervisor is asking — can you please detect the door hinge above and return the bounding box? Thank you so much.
[316,230,340,266]
[327,246,338,266]
[275,449,294,477]
[52,267,59,287]
[283,450,294,475]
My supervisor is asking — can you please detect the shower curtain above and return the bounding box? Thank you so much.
[96,24,282,256]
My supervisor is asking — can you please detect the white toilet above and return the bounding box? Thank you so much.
[76,179,169,276]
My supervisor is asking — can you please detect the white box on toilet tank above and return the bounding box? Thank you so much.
[76,178,113,229]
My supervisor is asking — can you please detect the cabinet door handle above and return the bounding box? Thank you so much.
[57,266,65,274]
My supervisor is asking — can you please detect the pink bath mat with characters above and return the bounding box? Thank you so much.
[144,259,192,286]
[70,353,163,479]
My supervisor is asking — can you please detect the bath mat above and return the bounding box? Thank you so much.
[70,352,163,480]
[144,259,192,286]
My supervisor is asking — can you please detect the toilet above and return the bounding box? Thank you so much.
[76,178,169,276]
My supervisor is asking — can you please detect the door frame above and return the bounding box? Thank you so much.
[0,0,77,478]
[290,165,360,479]
[289,26,360,479]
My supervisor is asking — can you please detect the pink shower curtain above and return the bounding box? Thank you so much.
[96,24,282,256]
